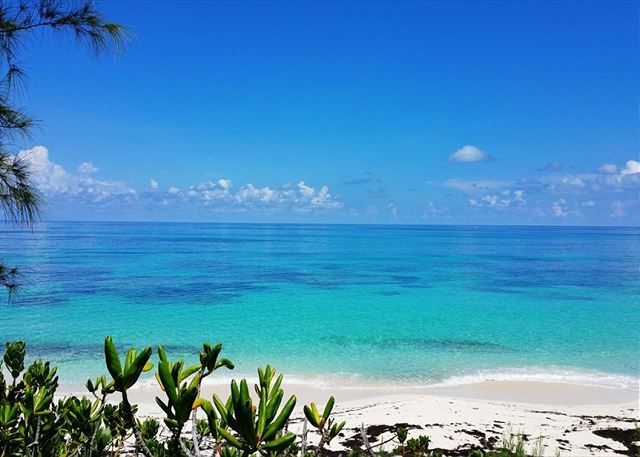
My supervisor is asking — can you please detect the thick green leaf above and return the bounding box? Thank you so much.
[179,363,201,383]
[265,389,283,422]
[256,387,267,439]
[104,337,123,386]
[303,405,320,428]
[261,432,296,452]
[123,346,152,389]
[218,426,243,448]
[158,360,177,405]
[262,395,296,442]
[322,396,335,420]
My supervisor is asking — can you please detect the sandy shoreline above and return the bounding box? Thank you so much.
[59,380,639,456]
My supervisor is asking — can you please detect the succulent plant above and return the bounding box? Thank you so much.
[0,338,355,457]
[103,336,155,456]
[214,365,297,455]
[104,336,153,392]
[304,396,346,451]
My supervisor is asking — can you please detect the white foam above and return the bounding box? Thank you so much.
[82,367,640,393]
[429,367,639,390]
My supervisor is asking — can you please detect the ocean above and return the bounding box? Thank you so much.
[1,222,638,389]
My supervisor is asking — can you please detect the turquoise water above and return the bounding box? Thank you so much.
[1,222,638,388]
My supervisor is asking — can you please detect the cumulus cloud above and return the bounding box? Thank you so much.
[620,160,640,176]
[547,198,587,219]
[77,162,98,174]
[22,146,135,201]
[18,146,343,217]
[448,145,489,163]
[467,189,526,209]
[458,158,639,221]
[217,179,232,190]
[551,198,568,217]
[160,179,342,213]
[523,159,639,195]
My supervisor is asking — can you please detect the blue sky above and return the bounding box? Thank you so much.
[17,1,639,224]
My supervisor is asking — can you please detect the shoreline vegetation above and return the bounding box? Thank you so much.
[1,338,638,457]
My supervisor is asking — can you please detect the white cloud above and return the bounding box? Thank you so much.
[297,181,315,198]
[467,190,526,210]
[310,185,341,209]
[550,198,582,218]
[20,146,134,200]
[177,179,342,212]
[621,160,640,176]
[77,161,98,174]
[16,145,343,217]
[448,145,489,163]
[512,190,526,205]
[558,175,586,189]
[552,198,568,217]
[598,164,617,174]
[529,159,639,195]
[217,178,232,190]
[582,200,596,208]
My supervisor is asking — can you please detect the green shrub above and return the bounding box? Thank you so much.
[0,338,341,456]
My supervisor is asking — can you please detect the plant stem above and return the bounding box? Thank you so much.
[301,419,308,455]
[88,394,107,457]
[191,370,204,457]
[121,390,154,457]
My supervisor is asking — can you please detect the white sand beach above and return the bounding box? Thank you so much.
[61,380,639,456]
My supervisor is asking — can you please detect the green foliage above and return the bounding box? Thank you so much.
[3,341,25,380]
[406,435,430,455]
[104,336,154,392]
[304,395,345,451]
[393,432,432,457]
[215,365,298,455]
[0,336,314,456]
[396,425,408,444]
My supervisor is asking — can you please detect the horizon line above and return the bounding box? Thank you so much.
[35,219,640,229]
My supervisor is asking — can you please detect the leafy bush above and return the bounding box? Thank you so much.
[0,338,336,456]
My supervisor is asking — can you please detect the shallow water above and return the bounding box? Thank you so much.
[1,222,638,388]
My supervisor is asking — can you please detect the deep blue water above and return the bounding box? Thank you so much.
[1,222,638,388]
